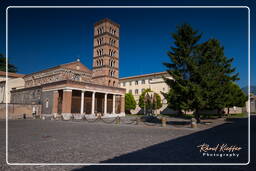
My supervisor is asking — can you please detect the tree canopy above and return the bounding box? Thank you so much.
[139,89,162,115]
[163,24,242,123]
[125,93,136,113]
[0,54,17,73]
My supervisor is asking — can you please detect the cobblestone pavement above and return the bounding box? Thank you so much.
[0,116,254,171]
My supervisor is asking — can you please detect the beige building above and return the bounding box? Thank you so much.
[120,72,171,103]
[0,71,25,103]
[119,72,176,114]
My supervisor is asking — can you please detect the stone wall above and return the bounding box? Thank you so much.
[11,87,42,104]
[41,91,53,114]
[0,103,41,119]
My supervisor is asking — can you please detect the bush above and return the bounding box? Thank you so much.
[125,93,136,113]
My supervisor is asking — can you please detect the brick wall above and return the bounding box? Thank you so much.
[0,104,41,119]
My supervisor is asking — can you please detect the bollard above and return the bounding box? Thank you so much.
[136,117,140,125]
[115,116,120,125]
[191,118,197,128]
[161,117,166,127]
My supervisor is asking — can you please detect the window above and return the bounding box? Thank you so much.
[142,88,145,93]
[129,90,132,94]
[135,89,139,95]
[142,80,145,84]
[109,49,115,57]
[123,82,126,87]
[109,70,115,77]
[45,99,49,108]
[110,60,115,67]
[163,88,165,91]
[129,81,132,86]
[135,81,139,85]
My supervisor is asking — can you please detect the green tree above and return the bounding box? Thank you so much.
[139,89,162,114]
[163,24,239,123]
[0,54,17,73]
[193,39,239,118]
[125,93,136,114]
[163,23,203,120]
[224,82,247,115]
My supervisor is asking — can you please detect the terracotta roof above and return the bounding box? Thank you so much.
[24,61,92,77]
[120,71,168,80]
[0,71,24,78]
[94,18,120,27]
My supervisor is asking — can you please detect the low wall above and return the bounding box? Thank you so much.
[129,104,245,115]
[0,103,42,119]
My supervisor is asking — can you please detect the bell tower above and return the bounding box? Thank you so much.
[92,18,120,87]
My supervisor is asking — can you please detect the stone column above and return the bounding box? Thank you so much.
[104,93,108,115]
[112,94,116,114]
[120,94,125,114]
[62,89,72,114]
[80,91,85,114]
[91,91,95,115]
[52,90,59,116]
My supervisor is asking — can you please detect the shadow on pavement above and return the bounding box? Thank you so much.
[73,116,255,171]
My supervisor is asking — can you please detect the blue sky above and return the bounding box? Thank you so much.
[1,7,251,88]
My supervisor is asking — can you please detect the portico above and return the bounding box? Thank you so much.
[44,80,125,119]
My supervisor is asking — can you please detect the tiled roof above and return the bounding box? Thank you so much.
[24,60,92,77]
[0,71,24,78]
[120,71,168,80]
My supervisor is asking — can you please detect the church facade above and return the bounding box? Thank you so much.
[11,18,125,119]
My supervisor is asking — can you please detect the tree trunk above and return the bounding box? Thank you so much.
[195,109,200,123]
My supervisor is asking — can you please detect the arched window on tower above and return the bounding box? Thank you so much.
[108,80,111,86]
[113,81,115,87]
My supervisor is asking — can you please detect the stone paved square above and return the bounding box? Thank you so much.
[0,116,254,171]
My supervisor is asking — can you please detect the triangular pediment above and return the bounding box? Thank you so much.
[60,61,92,73]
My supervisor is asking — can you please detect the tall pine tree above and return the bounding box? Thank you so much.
[164,25,240,123]
[194,39,239,117]
[163,23,202,116]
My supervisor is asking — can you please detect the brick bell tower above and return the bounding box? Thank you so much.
[92,18,120,87]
